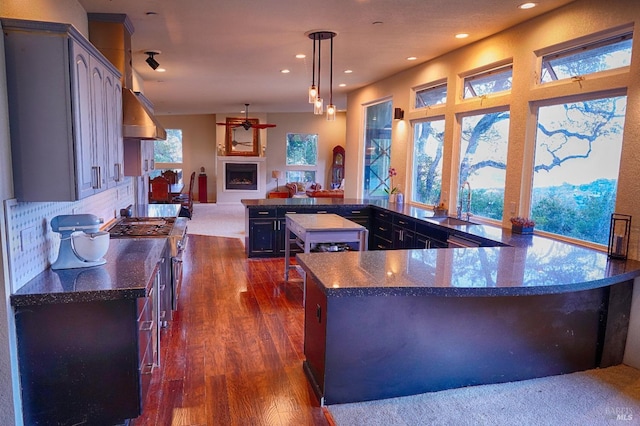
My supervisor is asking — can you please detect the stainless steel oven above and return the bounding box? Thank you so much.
[108,216,188,325]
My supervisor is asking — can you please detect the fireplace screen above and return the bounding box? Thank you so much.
[225,163,258,190]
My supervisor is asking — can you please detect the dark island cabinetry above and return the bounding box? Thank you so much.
[299,250,634,405]
[246,204,371,257]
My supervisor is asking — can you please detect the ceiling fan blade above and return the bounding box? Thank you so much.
[253,123,277,129]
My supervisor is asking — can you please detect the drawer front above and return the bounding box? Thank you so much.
[373,209,392,222]
[393,215,414,230]
[249,208,277,218]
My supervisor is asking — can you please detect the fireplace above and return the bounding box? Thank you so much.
[225,163,258,190]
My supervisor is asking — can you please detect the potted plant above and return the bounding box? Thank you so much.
[384,167,399,202]
[510,217,535,234]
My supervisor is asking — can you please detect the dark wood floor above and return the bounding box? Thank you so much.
[133,234,330,425]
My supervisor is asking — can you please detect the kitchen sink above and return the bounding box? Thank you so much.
[426,216,478,226]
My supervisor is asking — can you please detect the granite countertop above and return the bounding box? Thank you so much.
[244,198,640,296]
[11,238,167,307]
[297,243,640,298]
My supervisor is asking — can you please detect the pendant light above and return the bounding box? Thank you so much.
[308,34,317,103]
[326,35,336,121]
[307,31,336,117]
[313,34,323,115]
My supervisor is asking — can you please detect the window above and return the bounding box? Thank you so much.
[153,129,183,180]
[155,129,183,163]
[363,100,393,198]
[286,133,318,165]
[286,170,316,183]
[414,82,447,109]
[540,32,633,83]
[463,64,513,99]
[531,94,627,245]
[459,110,510,220]
[412,119,445,205]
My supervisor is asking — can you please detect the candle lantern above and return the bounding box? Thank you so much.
[607,213,631,260]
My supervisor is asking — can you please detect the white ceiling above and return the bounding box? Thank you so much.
[77,0,576,115]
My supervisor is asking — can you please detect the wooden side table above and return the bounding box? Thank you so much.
[268,191,290,199]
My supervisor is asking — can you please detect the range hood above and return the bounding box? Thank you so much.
[88,13,166,140]
[122,88,167,140]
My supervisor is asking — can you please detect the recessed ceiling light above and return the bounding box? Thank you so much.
[455,33,469,39]
[295,53,306,59]
[155,68,166,73]
[280,69,290,73]
[406,56,417,61]
[344,69,353,74]
[339,83,346,87]
[519,2,537,9]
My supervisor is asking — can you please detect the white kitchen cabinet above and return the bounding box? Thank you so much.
[2,19,122,201]
[124,139,156,176]
[105,71,124,188]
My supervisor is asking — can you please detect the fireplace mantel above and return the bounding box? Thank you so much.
[216,156,266,204]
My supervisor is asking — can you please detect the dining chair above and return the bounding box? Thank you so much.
[162,170,178,184]
[149,176,171,203]
[173,171,196,218]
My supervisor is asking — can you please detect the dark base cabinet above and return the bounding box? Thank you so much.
[15,299,142,425]
[303,273,632,405]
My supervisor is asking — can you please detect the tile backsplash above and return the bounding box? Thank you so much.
[4,181,135,292]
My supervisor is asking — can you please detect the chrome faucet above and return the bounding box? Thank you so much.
[457,181,472,221]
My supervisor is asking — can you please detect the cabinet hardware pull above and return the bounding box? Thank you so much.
[352,210,361,214]
[258,211,270,215]
[316,304,322,323]
[318,210,327,214]
[150,159,155,170]
[144,159,149,172]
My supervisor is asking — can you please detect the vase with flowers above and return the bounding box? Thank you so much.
[384,167,399,202]
[510,217,535,234]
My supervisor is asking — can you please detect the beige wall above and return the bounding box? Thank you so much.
[157,111,347,201]
[345,0,640,258]
[264,112,347,193]
[156,114,217,202]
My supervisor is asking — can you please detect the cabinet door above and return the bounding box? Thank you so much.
[90,57,107,192]
[249,219,278,256]
[71,41,97,199]
[105,75,123,188]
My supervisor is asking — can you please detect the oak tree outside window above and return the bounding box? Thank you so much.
[463,64,512,99]
[540,31,633,83]
[154,128,183,180]
[458,110,510,221]
[412,119,445,206]
[530,94,627,245]
[286,133,318,166]
[414,82,447,109]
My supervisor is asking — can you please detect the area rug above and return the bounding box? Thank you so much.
[327,364,640,425]
[186,203,245,242]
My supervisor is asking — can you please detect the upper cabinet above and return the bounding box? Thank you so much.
[2,19,123,201]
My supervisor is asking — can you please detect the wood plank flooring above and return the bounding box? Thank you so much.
[133,235,330,425]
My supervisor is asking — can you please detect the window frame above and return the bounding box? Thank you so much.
[523,89,627,246]
[536,27,633,86]
[461,63,513,100]
[413,80,448,110]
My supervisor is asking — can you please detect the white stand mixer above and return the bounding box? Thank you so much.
[51,214,110,270]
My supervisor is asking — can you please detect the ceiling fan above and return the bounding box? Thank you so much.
[216,103,276,130]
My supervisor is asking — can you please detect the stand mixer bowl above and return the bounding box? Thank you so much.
[71,231,110,262]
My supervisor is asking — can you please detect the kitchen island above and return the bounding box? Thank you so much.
[297,242,640,405]
[11,238,166,425]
